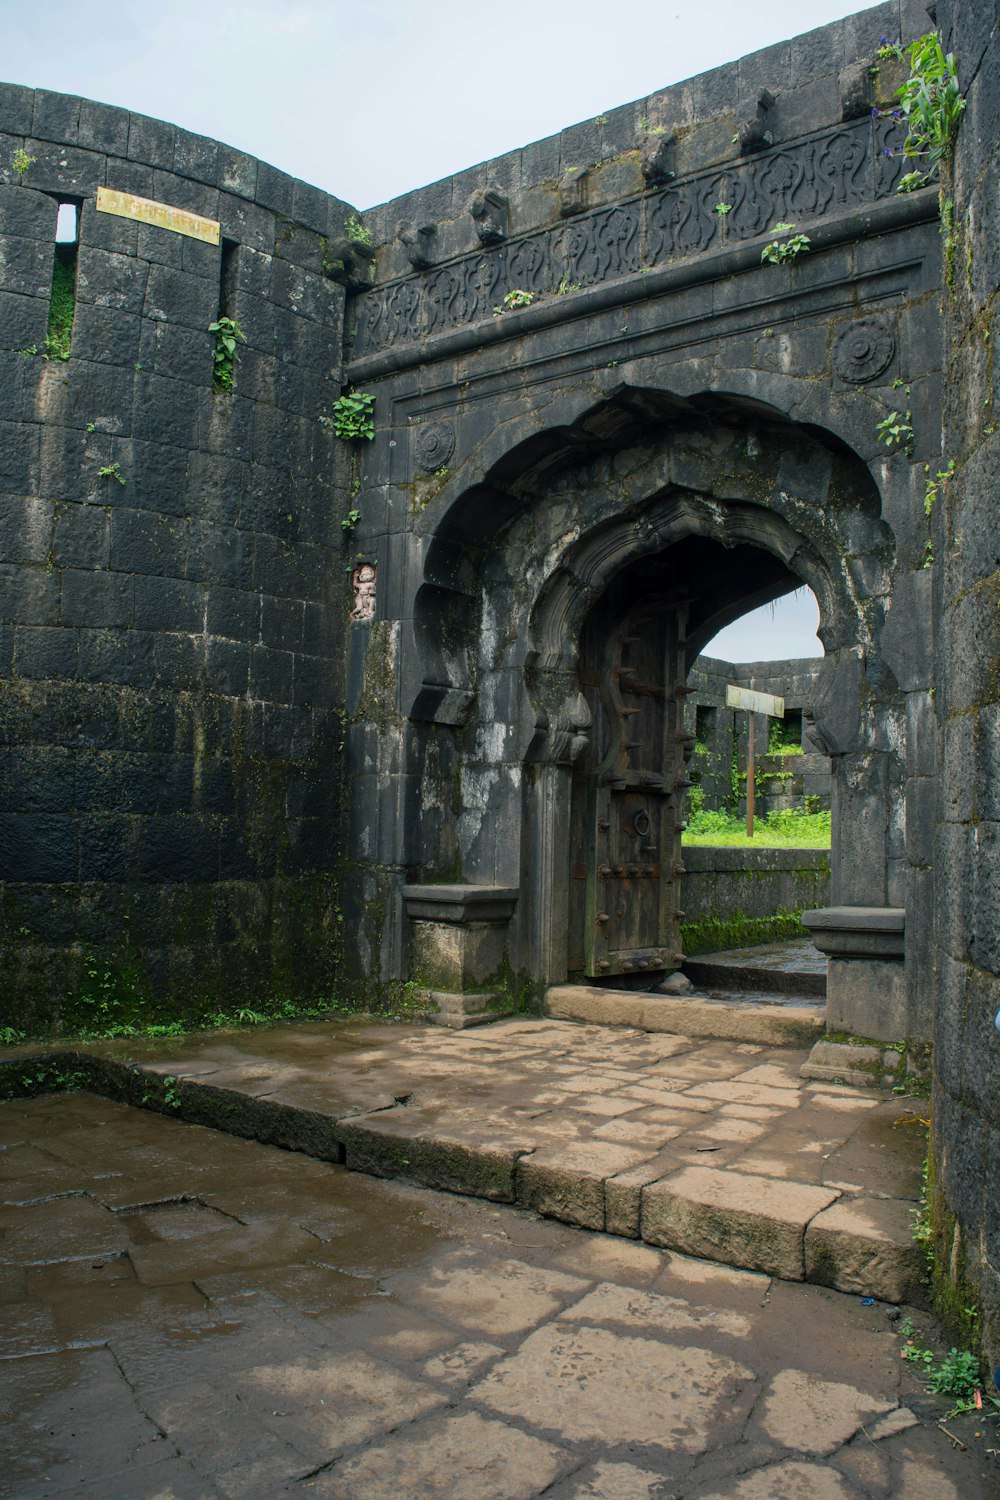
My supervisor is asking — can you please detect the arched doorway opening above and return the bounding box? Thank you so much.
[565,536,814,984]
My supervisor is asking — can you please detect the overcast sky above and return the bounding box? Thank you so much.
[4,0,883,659]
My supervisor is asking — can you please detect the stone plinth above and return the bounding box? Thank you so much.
[802,907,906,1043]
[403,886,518,1017]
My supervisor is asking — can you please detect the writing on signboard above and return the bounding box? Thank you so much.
[725,685,785,717]
[96,187,221,245]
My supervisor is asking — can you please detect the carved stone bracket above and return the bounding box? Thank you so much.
[469,188,509,245]
[737,90,776,155]
[558,167,589,217]
[840,63,874,121]
[324,233,375,291]
[640,131,676,187]
[397,219,437,270]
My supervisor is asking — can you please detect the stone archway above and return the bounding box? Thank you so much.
[402,389,911,1040]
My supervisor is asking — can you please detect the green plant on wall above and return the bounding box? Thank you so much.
[208,316,246,392]
[344,214,372,246]
[11,147,34,178]
[493,288,538,313]
[761,223,811,265]
[877,33,965,193]
[332,390,375,441]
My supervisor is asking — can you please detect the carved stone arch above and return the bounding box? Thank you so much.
[409,386,887,730]
[522,489,876,772]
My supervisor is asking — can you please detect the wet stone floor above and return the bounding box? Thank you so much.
[1,1093,997,1499]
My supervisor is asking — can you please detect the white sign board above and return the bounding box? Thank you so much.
[97,187,221,245]
[725,685,785,717]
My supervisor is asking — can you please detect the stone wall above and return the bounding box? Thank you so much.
[933,1,1000,1364]
[682,845,830,929]
[0,86,358,1030]
[685,654,831,816]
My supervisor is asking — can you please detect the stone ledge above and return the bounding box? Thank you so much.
[802,907,905,958]
[402,885,519,924]
[640,1167,840,1280]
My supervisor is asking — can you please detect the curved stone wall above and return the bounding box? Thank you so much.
[0,85,356,1029]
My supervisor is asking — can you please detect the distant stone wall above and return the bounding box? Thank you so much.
[685,655,831,816]
[934,2,1000,1365]
[0,85,357,1030]
[682,846,830,925]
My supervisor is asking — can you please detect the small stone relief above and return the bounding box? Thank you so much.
[414,422,455,473]
[351,563,377,622]
[469,188,508,245]
[834,318,895,383]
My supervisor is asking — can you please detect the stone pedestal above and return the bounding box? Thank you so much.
[403,885,518,1027]
[802,905,906,1044]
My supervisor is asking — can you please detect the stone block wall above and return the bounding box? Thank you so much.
[685,654,831,816]
[682,846,831,926]
[934,2,1000,1364]
[0,86,358,1031]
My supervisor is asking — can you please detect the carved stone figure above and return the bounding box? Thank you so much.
[351,563,377,622]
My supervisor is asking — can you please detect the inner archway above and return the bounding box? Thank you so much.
[565,535,808,982]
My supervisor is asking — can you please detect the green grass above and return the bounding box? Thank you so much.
[683,805,831,848]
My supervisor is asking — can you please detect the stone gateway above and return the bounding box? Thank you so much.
[0,0,996,1360]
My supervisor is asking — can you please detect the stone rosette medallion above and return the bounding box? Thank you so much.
[834,318,895,384]
[414,422,455,473]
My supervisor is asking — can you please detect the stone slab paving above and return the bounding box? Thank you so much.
[0,1017,933,1298]
[0,1092,996,1498]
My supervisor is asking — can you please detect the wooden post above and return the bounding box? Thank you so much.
[746,712,755,838]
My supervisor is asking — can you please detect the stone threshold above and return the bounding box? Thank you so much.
[545,984,825,1046]
[0,1044,922,1305]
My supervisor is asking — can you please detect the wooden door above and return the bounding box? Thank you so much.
[569,601,690,979]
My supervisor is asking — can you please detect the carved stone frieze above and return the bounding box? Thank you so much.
[352,117,905,359]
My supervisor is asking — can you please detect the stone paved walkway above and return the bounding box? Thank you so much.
[1,1090,997,1499]
[12,1015,932,1300]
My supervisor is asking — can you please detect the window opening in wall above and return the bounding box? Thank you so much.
[46,200,79,362]
[768,707,803,753]
[210,239,244,392]
[219,238,238,313]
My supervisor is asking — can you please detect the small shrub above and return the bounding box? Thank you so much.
[332,391,375,441]
[761,223,811,265]
[208,316,246,392]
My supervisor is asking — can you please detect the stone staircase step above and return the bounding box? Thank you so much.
[683,939,827,999]
[545,983,824,1047]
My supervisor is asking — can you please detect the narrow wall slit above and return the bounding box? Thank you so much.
[47,201,79,362]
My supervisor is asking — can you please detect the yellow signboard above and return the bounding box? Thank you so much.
[725,684,785,717]
[96,187,221,245]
